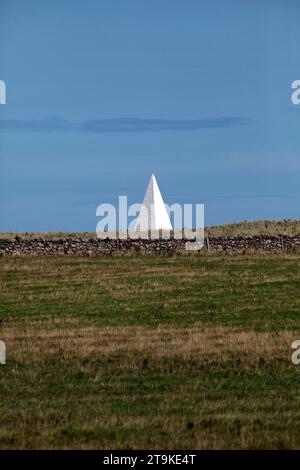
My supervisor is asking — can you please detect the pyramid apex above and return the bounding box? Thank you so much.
[134,173,172,231]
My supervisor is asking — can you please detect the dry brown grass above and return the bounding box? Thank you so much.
[1,322,294,364]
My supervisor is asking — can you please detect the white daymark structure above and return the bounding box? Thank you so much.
[134,174,172,231]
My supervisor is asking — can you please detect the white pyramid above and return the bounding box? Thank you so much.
[134,174,172,231]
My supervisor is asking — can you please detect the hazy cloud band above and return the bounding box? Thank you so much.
[0,116,254,133]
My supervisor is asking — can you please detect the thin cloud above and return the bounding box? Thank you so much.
[0,116,254,133]
[79,117,254,132]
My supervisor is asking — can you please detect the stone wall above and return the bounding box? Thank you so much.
[0,235,300,256]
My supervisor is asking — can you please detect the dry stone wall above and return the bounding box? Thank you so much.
[0,235,300,255]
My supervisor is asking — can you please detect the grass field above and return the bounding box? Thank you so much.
[0,252,300,449]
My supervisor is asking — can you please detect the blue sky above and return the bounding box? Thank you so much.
[0,0,300,231]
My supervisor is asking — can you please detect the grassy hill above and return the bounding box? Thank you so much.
[0,252,300,449]
[206,219,300,237]
[1,219,300,240]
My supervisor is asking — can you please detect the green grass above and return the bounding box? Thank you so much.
[1,254,300,330]
[0,253,300,449]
